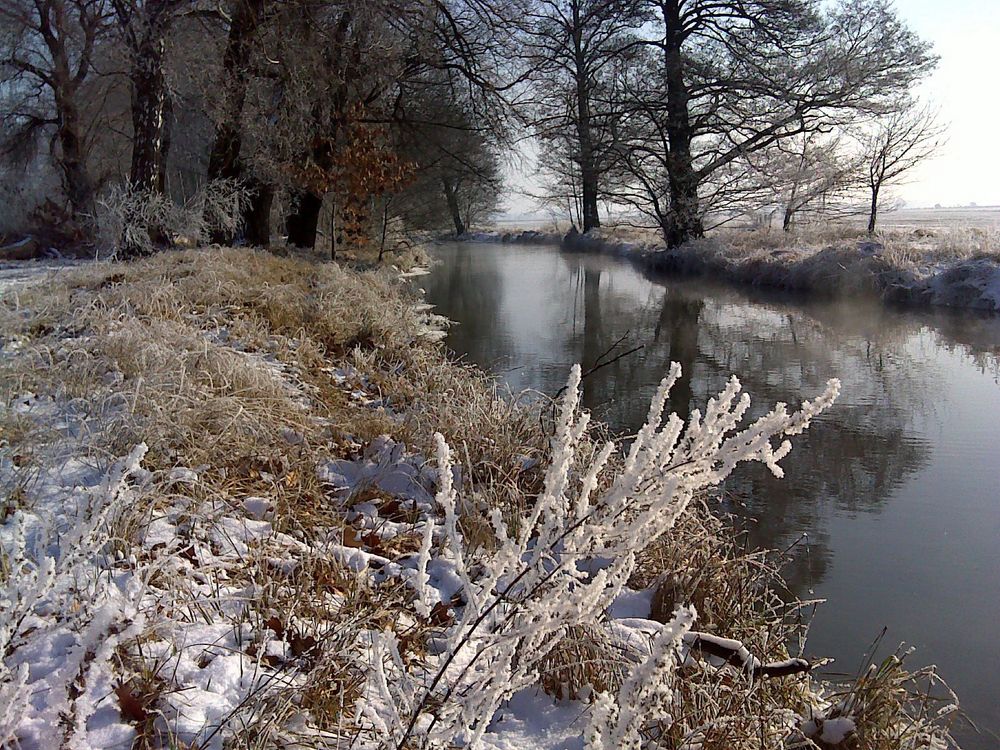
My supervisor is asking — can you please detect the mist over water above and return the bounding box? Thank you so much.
[422,241,1000,748]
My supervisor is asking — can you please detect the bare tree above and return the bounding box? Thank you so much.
[429,127,501,236]
[860,101,944,235]
[381,61,503,236]
[754,134,864,231]
[523,0,643,232]
[0,0,112,221]
[608,0,936,246]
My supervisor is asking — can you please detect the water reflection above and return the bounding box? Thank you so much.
[419,240,511,371]
[653,291,702,422]
[423,242,1000,747]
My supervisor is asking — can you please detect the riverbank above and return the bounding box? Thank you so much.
[0,249,959,749]
[458,225,1000,312]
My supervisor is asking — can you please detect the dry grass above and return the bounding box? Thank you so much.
[0,247,962,748]
[490,219,1000,310]
[0,247,550,744]
[878,226,1000,264]
[717,223,1000,263]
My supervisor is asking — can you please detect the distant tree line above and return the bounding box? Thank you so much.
[0,0,941,256]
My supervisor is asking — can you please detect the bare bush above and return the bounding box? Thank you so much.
[96,178,251,256]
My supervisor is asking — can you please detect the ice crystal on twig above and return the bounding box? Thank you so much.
[360,364,840,749]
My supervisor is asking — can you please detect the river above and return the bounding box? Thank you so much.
[421,240,1000,748]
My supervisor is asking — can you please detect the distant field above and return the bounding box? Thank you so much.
[874,206,1000,228]
[497,206,1000,232]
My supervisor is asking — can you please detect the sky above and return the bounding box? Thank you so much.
[892,0,1000,207]
[504,0,1000,216]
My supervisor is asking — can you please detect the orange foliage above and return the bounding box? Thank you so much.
[290,104,413,250]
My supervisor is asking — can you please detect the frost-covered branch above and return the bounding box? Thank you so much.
[585,605,697,750]
[0,444,149,747]
[359,364,840,750]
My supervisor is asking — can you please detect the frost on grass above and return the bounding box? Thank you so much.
[358,363,840,749]
[0,358,839,749]
[0,251,959,749]
[0,444,150,749]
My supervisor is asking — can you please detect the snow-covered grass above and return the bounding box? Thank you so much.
[488,222,1000,312]
[0,248,963,749]
[698,225,1000,310]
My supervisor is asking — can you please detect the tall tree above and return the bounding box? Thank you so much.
[0,0,111,221]
[204,0,272,244]
[111,0,194,197]
[524,0,643,232]
[611,0,936,245]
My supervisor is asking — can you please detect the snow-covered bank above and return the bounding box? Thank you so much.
[0,249,961,749]
[579,227,1000,312]
[452,229,564,245]
[459,226,1000,313]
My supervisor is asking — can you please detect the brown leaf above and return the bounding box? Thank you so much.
[264,616,285,639]
[289,633,318,658]
[341,526,364,548]
[429,601,453,626]
[115,682,149,723]
[362,531,385,553]
[377,498,402,519]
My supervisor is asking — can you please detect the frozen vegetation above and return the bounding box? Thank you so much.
[465,224,1000,313]
[0,249,961,749]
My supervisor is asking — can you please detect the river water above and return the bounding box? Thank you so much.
[421,241,1000,747]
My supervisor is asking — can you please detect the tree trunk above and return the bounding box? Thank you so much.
[867,184,880,235]
[285,190,322,248]
[206,0,267,244]
[54,99,96,220]
[120,26,172,258]
[572,3,600,233]
[243,180,273,246]
[284,101,337,249]
[329,200,338,259]
[661,0,703,247]
[39,3,99,227]
[442,177,466,235]
[205,120,244,245]
[784,179,799,232]
[128,35,171,195]
[378,199,390,262]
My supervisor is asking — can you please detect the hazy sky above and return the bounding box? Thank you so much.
[894,0,1000,207]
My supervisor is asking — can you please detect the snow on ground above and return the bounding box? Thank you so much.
[481,689,588,750]
[0,261,862,749]
[0,261,76,295]
[0,297,469,747]
[2,370,812,748]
